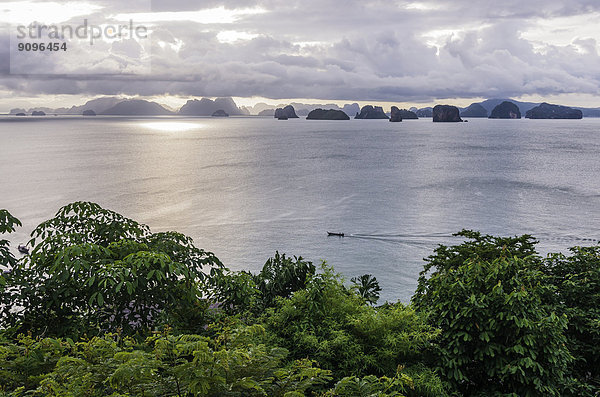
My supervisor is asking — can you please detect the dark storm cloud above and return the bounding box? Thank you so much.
[2,0,599,102]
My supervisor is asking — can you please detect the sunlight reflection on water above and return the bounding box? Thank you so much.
[139,121,204,132]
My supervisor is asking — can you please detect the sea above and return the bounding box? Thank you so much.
[1,116,599,302]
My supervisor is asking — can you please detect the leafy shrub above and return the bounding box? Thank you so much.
[321,365,446,396]
[0,326,331,396]
[413,232,572,396]
[207,252,316,315]
[543,246,600,394]
[265,264,444,395]
[0,333,73,391]
[324,369,414,397]
[0,202,222,337]
[0,209,21,280]
[413,230,539,299]
[351,274,382,305]
[253,252,315,309]
[206,269,260,315]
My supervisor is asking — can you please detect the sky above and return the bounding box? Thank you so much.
[1,0,600,111]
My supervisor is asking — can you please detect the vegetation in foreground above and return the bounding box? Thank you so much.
[0,202,598,396]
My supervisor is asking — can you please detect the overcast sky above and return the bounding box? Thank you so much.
[1,0,600,110]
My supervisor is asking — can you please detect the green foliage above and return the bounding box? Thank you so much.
[207,252,316,315]
[29,201,148,247]
[206,269,260,315]
[414,231,600,395]
[324,368,414,397]
[0,209,21,272]
[0,209,22,235]
[351,274,382,305]
[414,232,572,396]
[413,230,538,305]
[0,327,331,396]
[0,202,222,337]
[254,252,315,309]
[265,264,444,395]
[543,246,600,393]
[3,205,598,396]
[321,366,445,397]
[0,333,72,391]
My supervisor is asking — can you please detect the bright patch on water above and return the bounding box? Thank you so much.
[139,121,204,132]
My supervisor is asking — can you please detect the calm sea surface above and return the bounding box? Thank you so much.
[1,116,599,302]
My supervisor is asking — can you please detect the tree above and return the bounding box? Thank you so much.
[413,230,538,301]
[0,202,223,337]
[206,252,315,315]
[265,264,445,396]
[254,252,316,309]
[351,274,382,305]
[413,232,572,396]
[0,209,21,271]
[543,246,600,394]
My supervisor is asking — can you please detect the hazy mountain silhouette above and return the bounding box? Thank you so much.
[179,97,245,116]
[101,100,174,115]
[7,97,600,117]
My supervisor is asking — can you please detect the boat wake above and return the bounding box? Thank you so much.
[332,232,599,247]
[335,232,461,248]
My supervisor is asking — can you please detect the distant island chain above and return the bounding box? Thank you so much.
[7,96,596,121]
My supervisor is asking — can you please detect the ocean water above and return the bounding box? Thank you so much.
[1,116,599,302]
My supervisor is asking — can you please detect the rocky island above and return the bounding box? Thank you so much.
[211,109,229,117]
[274,105,299,119]
[355,105,388,119]
[179,97,244,116]
[398,109,419,119]
[489,101,521,119]
[31,111,46,116]
[82,110,96,116]
[389,106,403,122]
[525,103,583,119]
[306,109,350,120]
[433,105,463,122]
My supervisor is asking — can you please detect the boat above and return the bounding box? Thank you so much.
[327,232,345,237]
[17,244,29,254]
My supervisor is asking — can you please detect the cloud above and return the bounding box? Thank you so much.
[0,1,103,24]
[112,6,267,24]
[1,0,599,104]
